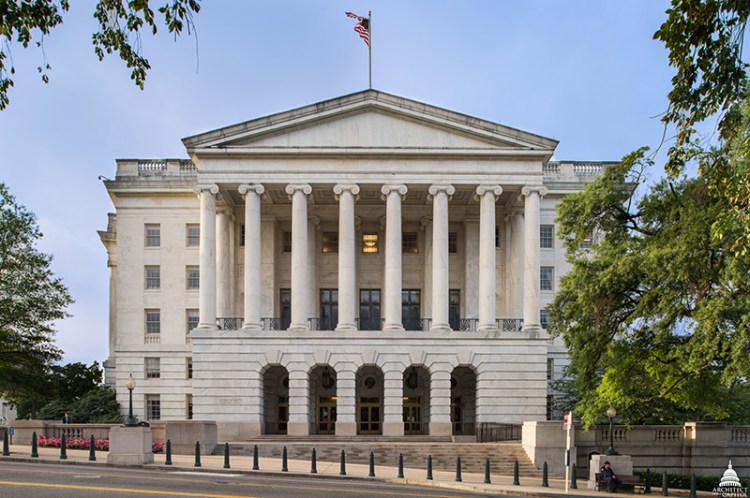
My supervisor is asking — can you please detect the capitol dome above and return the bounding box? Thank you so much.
[720,461,742,489]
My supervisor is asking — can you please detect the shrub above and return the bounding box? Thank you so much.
[36,436,163,453]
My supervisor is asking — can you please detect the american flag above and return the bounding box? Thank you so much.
[345,11,370,47]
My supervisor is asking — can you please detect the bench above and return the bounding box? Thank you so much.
[595,473,646,493]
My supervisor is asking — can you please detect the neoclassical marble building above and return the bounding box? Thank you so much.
[99,90,608,440]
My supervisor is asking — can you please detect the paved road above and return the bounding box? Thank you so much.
[0,461,500,498]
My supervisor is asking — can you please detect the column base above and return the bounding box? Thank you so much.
[430,323,451,332]
[429,421,453,436]
[477,324,498,333]
[287,421,310,436]
[241,323,263,331]
[335,323,357,332]
[335,422,357,436]
[522,324,542,337]
[196,324,219,331]
[287,325,309,333]
[383,323,405,332]
[383,421,404,436]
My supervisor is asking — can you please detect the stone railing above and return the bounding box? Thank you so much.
[544,161,611,182]
[215,317,524,332]
[114,159,197,178]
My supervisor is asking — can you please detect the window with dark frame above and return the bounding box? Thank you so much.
[282,232,292,253]
[187,357,193,379]
[402,232,418,253]
[240,224,245,247]
[322,232,338,253]
[448,232,458,253]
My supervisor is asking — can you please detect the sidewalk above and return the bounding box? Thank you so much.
[0,444,711,498]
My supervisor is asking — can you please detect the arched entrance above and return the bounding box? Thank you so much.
[450,366,476,436]
[356,365,384,435]
[309,365,337,435]
[263,365,289,434]
[403,365,430,435]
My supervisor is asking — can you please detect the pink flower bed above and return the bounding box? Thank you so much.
[37,435,164,453]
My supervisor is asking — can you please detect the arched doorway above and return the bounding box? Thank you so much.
[309,365,337,435]
[403,365,430,435]
[263,365,289,434]
[356,365,384,435]
[450,366,476,436]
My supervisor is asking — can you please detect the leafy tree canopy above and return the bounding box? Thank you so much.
[550,149,750,427]
[0,0,200,110]
[0,182,71,402]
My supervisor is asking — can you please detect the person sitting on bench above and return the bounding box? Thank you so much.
[600,461,622,493]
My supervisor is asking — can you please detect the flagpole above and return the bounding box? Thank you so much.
[368,10,372,89]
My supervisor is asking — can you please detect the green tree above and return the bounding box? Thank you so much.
[0,182,72,404]
[550,150,750,427]
[0,0,201,110]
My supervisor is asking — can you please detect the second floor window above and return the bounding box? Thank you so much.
[540,267,554,291]
[145,309,160,334]
[186,309,199,334]
[186,266,200,290]
[145,224,160,247]
[540,225,554,249]
[186,224,200,247]
[322,232,338,253]
[403,232,418,253]
[145,266,160,290]
[282,231,292,253]
[145,357,160,379]
[448,232,458,253]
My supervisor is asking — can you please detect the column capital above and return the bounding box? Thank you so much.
[216,206,234,218]
[475,185,503,199]
[308,215,321,230]
[380,183,408,200]
[428,184,455,201]
[194,183,219,196]
[285,183,312,198]
[333,183,360,200]
[420,216,432,230]
[238,183,265,196]
[521,185,549,197]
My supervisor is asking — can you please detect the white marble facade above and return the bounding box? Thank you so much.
[99,91,609,440]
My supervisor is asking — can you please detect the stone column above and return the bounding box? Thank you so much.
[334,184,360,332]
[463,219,479,324]
[287,365,310,436]
[383,364,405,436]
[429,184,455,332]
[521,186,548,332]
[510,208,524,318]
[381,184,408,331]
[216,207,231,319]
[285,184,312,332]
[421,217,433,322]
[335,366,357,436]
[307,216,319,324]
[429,366,453,436]
[239,184,264,330]
[194,184,219,329]
[476,185,503,331]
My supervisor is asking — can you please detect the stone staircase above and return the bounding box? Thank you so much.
[215,437,538,475]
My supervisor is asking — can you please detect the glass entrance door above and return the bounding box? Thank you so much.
[359,289,381,330]
[358,396,382,434]
[403,396,423,435]
[278,396,289,434]
[402,289,421,330]
[318,396,337,434]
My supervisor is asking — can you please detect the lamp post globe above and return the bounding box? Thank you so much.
[605,406,618,455]
[125,374,137,427]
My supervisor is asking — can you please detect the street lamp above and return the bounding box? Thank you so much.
[605,406,619,455]
[125,373,137,427]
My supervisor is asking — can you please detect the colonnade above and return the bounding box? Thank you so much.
[192,182,548,333]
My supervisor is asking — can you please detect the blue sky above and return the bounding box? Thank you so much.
[0,1,675,366]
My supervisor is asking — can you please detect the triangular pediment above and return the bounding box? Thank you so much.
[182,90,558,155]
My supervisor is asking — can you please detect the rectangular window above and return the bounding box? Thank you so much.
[186,394,193,420]
[547,358,554,381]
[402,289,421,331]
[186,224,200,247]
[240,224,245,247]
[282,231,292,253]
[319,289,338,330]
[186,357,193,380]
[540,309,550,330]
[540,266,554,291]
[362,233,379,253]
[546,394,553,420]
[145,224,160,247]
[402,232,418,253]
[186,266,200,290]
[280,289,291,330]
[322,232,338,253]
[540,225,554,249]
[449,289,460,330]
[146,395,161,420]
[145,266,160,290]
[359,289,381,330]
[145,357,160,379]
[448,232,458,253]
[495,225,500,248]
[186,309,199,334]
[145,309,161,334]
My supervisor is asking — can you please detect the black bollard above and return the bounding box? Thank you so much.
[194,441,201,467]
[398,453,404,479]
[223,442,230,469]
[282,446,288,472]
[60,434,67,460]
[311,448,317,474]
[662,471,669,496]
[484,458,491,484]
[165,439,172,465]
[689,473,697,498]
[456,456,462,482]
[339,449,346,476]
[31,432,38,458]
[571,463,578,489]
[644,468,652,494]
[2,429,8,456]
[513,459,520,485]
[369,451,375,477]
[252,444,259,471]
[88,435,96,462]
[427,455,433,480]
[542,461,549,487]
